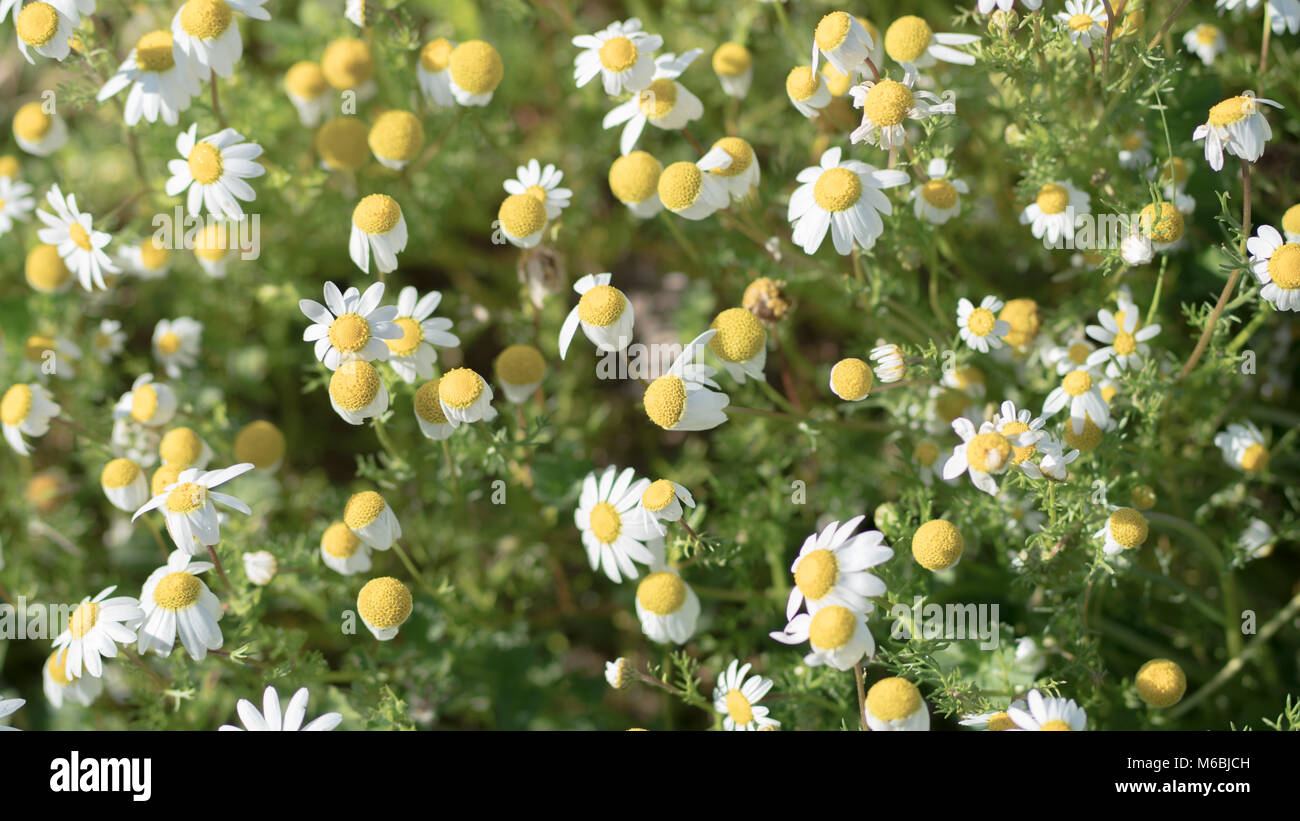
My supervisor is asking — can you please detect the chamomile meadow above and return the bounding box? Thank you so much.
[0,0,1295,739]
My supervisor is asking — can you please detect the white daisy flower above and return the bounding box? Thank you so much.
[1214,421,1270,473]
[882,15,980,79]
[1237,518,1276,560]
[220,686,341,731]
[90,319,127,363]
[1183,24,1226,65]
[711,42,752,98]
[912,438,946,485]
[1020,180,1090,246]
[1028,431,1081,480]
[1043,364,1109,435]
[608,150,663,218]
[356,577,412,641]
[35,184,119,291]
[0,697,23,730]
[1120,231,1155,266]
[634,568,700,645]
[642,330,730,432]
[132,463,255,555]
[828,358,873,401]
[21,333,80,383]
[631,479,695,538]
[113,374,178,428]
[1044,332,1096,375]
[708,307,768,383]
[604,50,704,156]
[171,0,271,79]
[558,273,634,359]
[97,30,201,125]
[960,699,1028,730]
[412,379,458,441]
[605,657,631,689]
[770,604,875,671]
[943,417,1038,496]
[865,677,930,731]
[165,124,264,222]
[52,586,144,679]
[1008,689,1087,730]
[574,465,659,582]
[283,61,332,126]
[785,515,892,620]
[384,287,460,383]
[416,37,456,106]
[328,360,389,425]
[789,146,909,256]
[152,317,203,378]
[1,382,60,455]
[1093,506,1150,556]
[1247,225,1300,311]
[713,660,779,731]
[0,175,35,234]
[812,11,877,75]
[957,295,1010,352]
[910,158,968,225]
[504,159,571,221]
[101,457,150,512]
[13,0,77,63]
[343,490,402,550]
[1056,0,1108,47]
[349,194,408,275]
[1117,131,1152,169]
[1282,203,1300,242]
[494,345,546,404]
[137,549,223,661]
[242,550,276,585]
[657,158,729,221]
[977,0,1041,11]
[849,74,955,151]
[300,280,401,371]
[572,17,662,95]
[192,222,234,278]
[786,66,832,118]
[1193,91,1283,172]
[446,40,504,106]
[367,109,424,170]
[11,101,68,156]
[321,521,372,575]
[1086,307,1160,370]
[44,649,103,709]
[495,190,550,248]
[870,343,906,383]
[992,400,1051,474]
[699,137,761,204]
[438,368,497,425]
[1216,0,1300,34]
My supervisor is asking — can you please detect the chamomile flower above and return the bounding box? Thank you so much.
[789,146,909,256]
[384,287,459,383]
[1009,689,1087,730]
[1020,180,1090,245]
[133,463,255,554]
[349,194,408,274]
[1214,421,1270,473]
[44,649,102,709]
[608,151,663,218]
[1217,0,1300,34]
[786,66,832,118]
[1043,364,1109,434]
[24,245,71,293]
[829,357,873,401]
[999,298,1042,350]
[811,11,877,75]
[329,360,389,424]
[165,124,264,222]
[97,30,201,125]
[412,379,457,441]
[113,374,177,428]
[865,677,930,731]
[233,420,286,472]
[439,367,497,425]
[13,0,76,63]
[0,697,23,729]
[36,184,118,291]
[368,110,423,170]
[357,576,412,640]
[343,0,366,27]
[657,159,729,221]
[242,550,276,585]
[137,549,223,661]
[494,344,546,403]
[713,660,779,731]
[101,457,149,512]
[151,317,203,378]
[559,273,634,359]
[171,0,270,79]
[632,479,696,537]
[1117,131,1152,169]
[605,658,631,689]
[12,101,67,156]
[220,686,341,731]
[870,343,906,383]
[957,296,1010,352]
[416,38,456,106]
[1247,224,1300,311]
[300,280,401,371]
[159,426,213,470]
[634,568,700,645]
[192,221,233,277]
[1094,506,1149,555]
[21,333,80,382]
[321,37,375,99]
[283,61,331,126]
[849,75,955,151]
[321,521,371,575]
[1056,0,1108,47]
[712,42,752,98]
[1183,24,1226,65]
[960,700,1027,730]
[572,18,662,95]
[770,604,875,671]
[0,175,34,235]
[90,319,126,364]
[912,439,946,485]
[978,0,1041,11]
[343,490,402,550]
[604,50,705,156]
[642,330,730,432]
[785,515,891,619]
[574,465,658,582]
[708,307,768,382]
[1282,204,1300,242]
[992,400,1050,472]
[882,15,980,78]
[943,417,1037,496]
[910,159,967,224]
[496,191,549,248]
[1120,229,1154,266]
[447,40,504,106]
[2,382,59,455]
[700,137,760,204]
[1085,307,1160,371]
[52,586,143,679]
[1193,91,1283,172]
[1045,332,1096,375]
[1238,518,1276,560]
[504,159,571,221]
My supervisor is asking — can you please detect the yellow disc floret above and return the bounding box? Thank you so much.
[830,358,873,400]
[1239,442,1269,472]
[1267,244,1300,289]
[352,193,401,235]
[643,375,686,429]
[815,12,852,50]
[321,37,374,90]
[813,167,862,212]
[101,458,141,489]
[712,42,751,77]
[1281,204,1300,237]
[866,677,922,722]
[495,344,546,386]
[640,479,676,513]
[785,66,821,102]
[725,690,754,725]
[328,313,371,353]
[1,384,33,426]
[329,360,381,411]
[193,223,229,261]
[344,490,386,529]
[420,38,454,73]
[151,463,184,496]
[357,577,412,628]
[999,298,1040,347]
[498,193,547,238]
[16,2,59,47]
[987,712,1016,731]
[135,31,176,72]
[448,40,503,95]
[808,605,856,649]
[636,571,686,616]
[1063,369,1092,396]
[13,103,53,142]
[439,368,484,410]
[1036,183,1070,215]
[1135,659,1186,707]
[234,420,285,469]
[1207,96,1254,127]
[1064,416,1103,452]
[285,61,328,99]
[884,16,933,63]
[179,0,232,40]
[598,36,638,72]
[47,649,71,687]
[912,519,963,570]
[317,118,370,171]
[710,307,766,363]
[966,432,1012,473]
[862,79,914,127]
[707,137,754,178]
[794,549,838,600]
[609,151,662,204]
[589,501,621,544]
[1108,507,1149,549]
[1140,202,1183,244]
[920,179,958,209]
[368,110,424,162]
[25,244,70,293]
[69,601,99,638]
[154,572,202,610]
[165,482,207,514]
[159,427,203,466]
[658,161,703,211]
[322,522,361,558]
[413,379,448,424]
[384,318,422,357]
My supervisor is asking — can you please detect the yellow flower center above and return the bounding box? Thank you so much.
[1268,244,1300,289]
[413,379,448,424]
[151,463,184,496]
[638,78,679,119]
[1121,133,1144,151]
[1207,96,1254,127]
[1113,331,1137,356]
[1001,420,1036,464]
[193,223,229,261]
[636,571,686,616]
[317,117,370,170]
[1140,202,1183,243]
[160,427,203,466]
[725,689,754,725]
[1108,507,1149,549]
[1158,158,1189,187]
[157,331,182,356]
[368,110,424,161]
[1131,485,1157,509]
[130,384,159,422]
[577,284,625,327]
[357,577,412,628]
[1,384,33,426]
[794,549,838,600]
[589,501,621,544]
[643,375,686,429]
[987,712,1016,731]
[328,313,371,353]
[707,137,754,178]
[1196,24,1220,45]
[1064,415,1103,452]
[321,37,374,89]
[101,458,141,489]
[69,601,99,638]
[914,440,939,466]
[966,306,996,336]
[1136,659,1186,707]
[139,237,169,269]
[1281,204,1300,236]
[26,244,70,292]
[343,490,385,528]
[188,141,224,185]
[813,167,862,212]
[598,35,638,72]
[165,482,208,514]
[329,360,381,410]
[1039,719,1072,731]
[1239,442,1269,472]
[830,358,873,400]
[419,37,453,73]
[815,11,852,50]
[448,40,503,95]
[180,0,232,40]
[821,62,853,96]
[1067,342,1091,365]
[640,479,676,512]
[966,432,1012,473]
[322,522,361,558]
[1068,13,1097,31]
[885,16,933,63]
[1000,298,1040,347]
[13,103,52,142]
[785,66,821,102]
[712,42,751,76]
[439,368,484,410]
[609,151,661,204]
[709,307,766,362]
[24,334,55,363]
[657,162,703,211]
[234,420,285,468]
[934,388,969,422]
[808,605,856,649]
[285,60,327,98]
[912,519,963,570]
[69,224,93,251]
[16,2,58,47]
[352,194,401,235]
[1063,369,1092,396]
[1036,183,1070,215]
[385,317,423,357]
[135,30,175,72]
[920,179,957,209]
[866,677,921,722]
[47,649,71,687]
[863,80,914,127]
[495,345,546,385]
[498,193,547,237]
